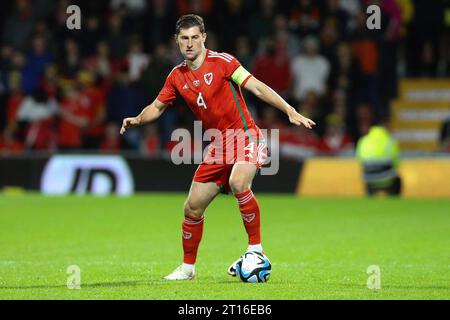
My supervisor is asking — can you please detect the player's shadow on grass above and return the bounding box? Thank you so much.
[0,280,168,290]
[0,279,246,290]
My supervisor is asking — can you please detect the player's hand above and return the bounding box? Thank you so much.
[120,117,140,135]
[288,109,316,129]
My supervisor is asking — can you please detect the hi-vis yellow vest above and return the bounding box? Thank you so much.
[356,126,400,184]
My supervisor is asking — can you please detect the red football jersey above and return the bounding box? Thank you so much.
[157,50,257,134]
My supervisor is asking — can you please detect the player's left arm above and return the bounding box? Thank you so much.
[234,67,315,129]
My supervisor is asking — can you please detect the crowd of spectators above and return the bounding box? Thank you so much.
[0,0,449,159]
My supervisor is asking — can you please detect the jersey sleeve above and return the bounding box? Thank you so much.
[157,71,177,106]
[219,54,240,77]
[221,53,252,87]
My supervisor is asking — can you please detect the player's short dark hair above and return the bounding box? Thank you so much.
[175,14,205,35]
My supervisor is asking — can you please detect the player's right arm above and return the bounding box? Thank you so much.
[120,99,168,135]
[120,66,178,135]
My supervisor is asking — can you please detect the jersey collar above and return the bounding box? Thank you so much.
[188,49,208,71]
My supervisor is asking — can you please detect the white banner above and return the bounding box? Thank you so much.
[41,155,134,196]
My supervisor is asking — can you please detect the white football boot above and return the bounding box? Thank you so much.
[163,266,195,281]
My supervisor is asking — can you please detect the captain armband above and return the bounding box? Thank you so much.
[231,66,252,87]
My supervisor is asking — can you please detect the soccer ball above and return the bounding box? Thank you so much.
[235,251,271,283]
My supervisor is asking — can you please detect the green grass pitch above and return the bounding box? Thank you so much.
[0,193,449,300]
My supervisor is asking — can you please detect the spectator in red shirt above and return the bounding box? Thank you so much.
[289,0,321,36]
[252,37,292,98]
[100,122,122,153]
[58,80,90,150]
[280,124,320,159]
[39,63,59,99]
[5,71,24,132]
[318,113,353,156]
[141,124,160,157]
[0,126,23,155]
[77,70,107,149]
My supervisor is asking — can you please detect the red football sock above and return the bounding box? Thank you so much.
[182,215,204,264]
[234,190,261,245]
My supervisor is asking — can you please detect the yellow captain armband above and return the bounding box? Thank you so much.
[231,66,252,86]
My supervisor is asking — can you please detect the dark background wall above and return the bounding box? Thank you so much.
[0,155,302,193]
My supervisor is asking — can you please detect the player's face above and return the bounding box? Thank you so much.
[176,26,206,61]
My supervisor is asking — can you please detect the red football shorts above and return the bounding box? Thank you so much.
[193,127,267,193]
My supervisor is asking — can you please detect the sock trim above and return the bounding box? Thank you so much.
[236,190,254,205]
[184,215,204,225]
